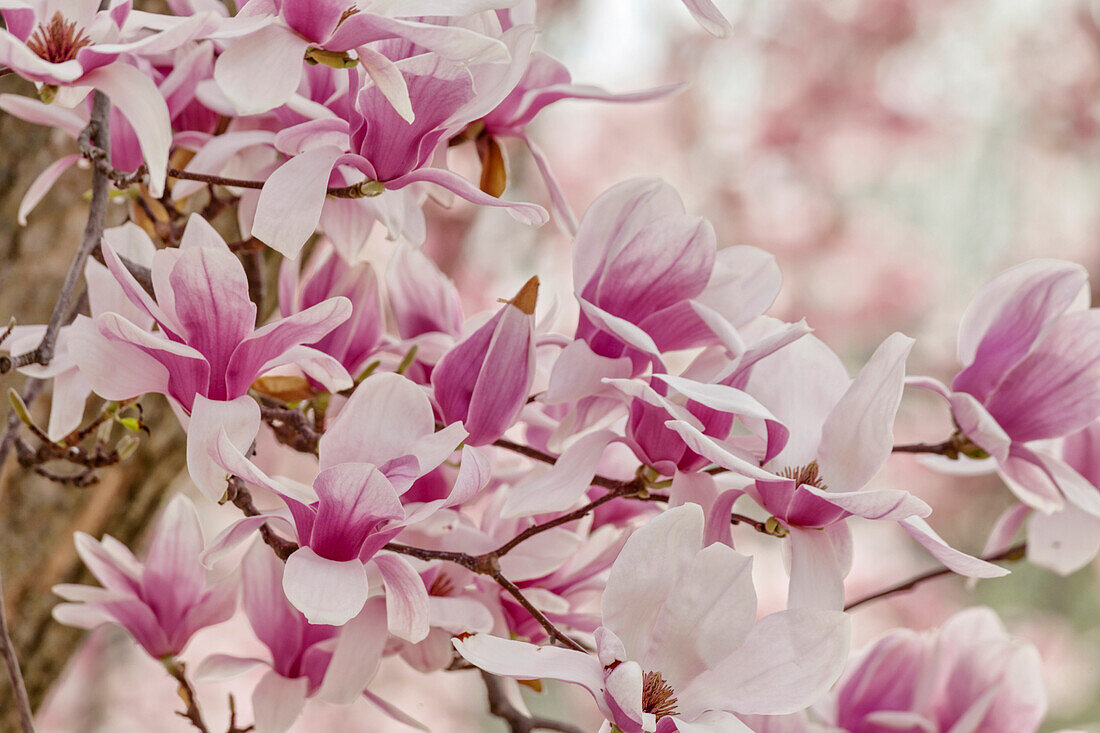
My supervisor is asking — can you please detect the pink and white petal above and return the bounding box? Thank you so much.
[405,420,468,479]
[0,93,87,136]
[578,299,661,356]
[798,485,930,522]
[785,524,852,611]
[602,505,704,658]
[51,601,117,630]
[356,44,413,123]
[321,372,436,469]
[67,316,172,401]
[310,463,403,557]
[680,609,850,717]
[251,145,345,258]
[141,494,205,606]
[372,553,430,643]
[898,517,1010,578]
[254,345,353,395]
[362,690,429,732]
[428,595,493,634]
[443,445,491,508]
[998,448,1065,515]
[522,135,579,235]
[645,542,756,689]
[82,64,171,197]
[99,236,177,332]
[18,154,81,225]
[208,428,314,503]
[681,0,733,36]
[498,528,584,582]
[72,532,140,594]
[452,634,606,696]
[605,660,645,731]
[1027,448,1100,517]
[282,546,369,626]
[394,167,548,227]
[172,129,277,200]
[698,246,782,328]
[45,367,91,442]
[981,503,1031,558]
[318,597,388,703]
[187,394,259,501]
[214,25,308,116]
[817,333,913,494]
[202,513,296,569]
[660,712,754,733]
[545,339,633,406]
[251,670,309,733]
[194,654,268,682]
[1026,508,1100,575]
[665,420,780,482]
[501,430,617,518]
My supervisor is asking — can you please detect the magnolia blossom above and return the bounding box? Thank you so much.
[67,214,353,498]
[51,494,235,659]
[431,276,538,446]
[205,373,480,628]
[455,504,851,733]
[823,607,1046,733]
[250,27,548,258]
[912,260,1100,522]
[674,330,1007,609]
[196,543,419,733]
[0,0,217,195]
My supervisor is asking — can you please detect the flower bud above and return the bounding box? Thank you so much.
[431,277,538,446]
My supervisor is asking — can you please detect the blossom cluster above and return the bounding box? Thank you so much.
[0,0,1096,731]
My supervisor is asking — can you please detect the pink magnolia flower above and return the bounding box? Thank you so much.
[431,276,538,446]
[673,331,1007,609]
[250,28,548,259]
[825,607,1046,733]
[455,504,851,733]
[51,494,235,659]
[3,221,155,440]
[0,0,217,195]
[911,260,1100,519]
[386,243,464,341]
[206,372,480,628]
[196,542,421,733]
[983,419,1100,576]
[67,214,353,499]
[278,239,384,381]
[212,0,513,118]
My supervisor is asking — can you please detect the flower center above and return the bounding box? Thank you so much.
[26,12,92,64]
[642,671,678,720]
[780,460,828,490]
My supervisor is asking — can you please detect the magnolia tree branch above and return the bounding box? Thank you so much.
[1,93,111,375]
[0,566,34,733]
[480,670,586,733]
[163,659,210,733]
[844,542,1028,611]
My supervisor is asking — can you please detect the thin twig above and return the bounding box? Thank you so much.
[163,659,210,733]
[480,670,586,733]
[891,441,956,456]
[0,564,35,733]
[224,478,298,562]
[489,437,628,491]
[489,572,587,652]
[2,93,110,374]
[843,542,1027,611]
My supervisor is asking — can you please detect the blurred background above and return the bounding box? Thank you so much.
[4,0,1100,729]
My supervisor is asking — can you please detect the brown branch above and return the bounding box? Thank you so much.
[224,478,298,562]
[891,441,956,456]
[1,96,110,375]
[844,542,1027,612]
[258,404,320,456]
[163,659,210,733]
[0,563,34,733]
[488,571,587,652]
[480,670,586,733]
[635,492,774,534]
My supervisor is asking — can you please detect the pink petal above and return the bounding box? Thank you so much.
[898,517,1010,578]
[214,25,308,115]
[373,553,430,643]
[252,670,309,733]
[310,462,403,560]
[501,430,617,518]
[785,524,852,611]
[395,167,548,226]
[798,485,931,522]
[67,315,172,401]
[817,333,913,494]
[1027,508,1100,575]
[186,395,259,501]
[172,129,276,200]
[82,63,171,197]
[355,44,414,123]
[18,154,81,225]
[602,505,705,659]
[681,609,850,716]
[451,634,606,698]
[681,0,733,36]
[194,654,267,682]
[282,546,369,626]
[321,372,436,469]
[252,145,345,258]
[665,420,780,482]
[545,339,633,404]
[317,597,388,703]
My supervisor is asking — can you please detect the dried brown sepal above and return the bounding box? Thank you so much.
[477,132,507,198]
[508,276,540,315]
[251,375,316,403]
